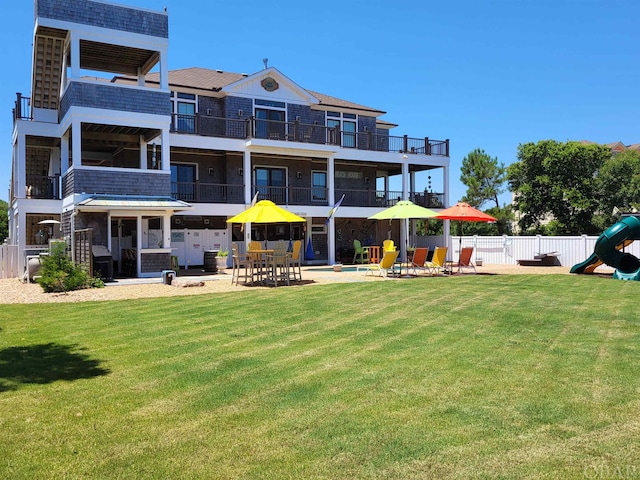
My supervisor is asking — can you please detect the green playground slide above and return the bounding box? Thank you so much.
[572,216,640,279]
[570,252,601,274]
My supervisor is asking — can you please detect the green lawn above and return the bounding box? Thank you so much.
[1,274,639,479]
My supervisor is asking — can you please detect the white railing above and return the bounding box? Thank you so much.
[0,244,20,279]
[416,234,640,268]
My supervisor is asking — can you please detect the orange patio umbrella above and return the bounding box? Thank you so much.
[435,202,497,252]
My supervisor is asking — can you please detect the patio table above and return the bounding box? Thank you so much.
[248,249,292,287]
[368,245,380,264]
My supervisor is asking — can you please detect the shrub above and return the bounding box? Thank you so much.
[37,242,104,292]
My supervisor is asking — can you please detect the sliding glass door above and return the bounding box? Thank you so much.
[255,167,286,204]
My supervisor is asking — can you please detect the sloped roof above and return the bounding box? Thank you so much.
[144,67,245,91]
[375,118,399,129]
[139,67,386,116]
[606,141,627,152]
[579,140,640,153]
[77,195,192,211]
[306,90,385,115]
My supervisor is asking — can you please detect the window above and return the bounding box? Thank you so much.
[312,171,327,202]
[326,111,357,148]
[343,120,356,148]
[171,164,196,201]
[255,167,287,204]
[143,216,164,249]
[255,99,286,140]
[171,91,197,133]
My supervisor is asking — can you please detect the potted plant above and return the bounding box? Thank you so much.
[216,249,229,270]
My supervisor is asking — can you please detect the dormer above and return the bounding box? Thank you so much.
[221,67,320,106]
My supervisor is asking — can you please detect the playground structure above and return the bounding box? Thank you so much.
[571,216,640,280]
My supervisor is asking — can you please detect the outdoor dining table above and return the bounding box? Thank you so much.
[247,249,292,287]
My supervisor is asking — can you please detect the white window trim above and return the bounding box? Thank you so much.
[311,169,327,202]
[170,91,198,114]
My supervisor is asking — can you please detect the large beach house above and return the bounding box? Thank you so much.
[8,0,450,279]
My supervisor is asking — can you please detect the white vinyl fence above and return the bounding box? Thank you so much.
[416,234,640,268]
[0,244,20,279]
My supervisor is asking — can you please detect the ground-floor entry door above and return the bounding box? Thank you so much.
[111,217,137,275]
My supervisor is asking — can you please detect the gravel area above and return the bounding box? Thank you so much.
[0,263,581,305]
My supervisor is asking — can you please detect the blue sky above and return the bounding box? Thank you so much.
[1,0,639,206]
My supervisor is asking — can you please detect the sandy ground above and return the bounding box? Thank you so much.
[0,263,583,305]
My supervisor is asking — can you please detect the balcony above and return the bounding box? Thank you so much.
[13,93,31,121]
[336,189,444,208]
[171,182,244,203]
[171,114,449,157]
[26,175,61,200]
[170,182,444,209]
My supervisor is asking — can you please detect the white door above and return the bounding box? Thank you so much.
[187,230,203,266]
[202,229,228,252]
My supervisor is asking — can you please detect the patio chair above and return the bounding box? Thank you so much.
[358,250,399,277]
[410,247,429,275]
[287,240,302,281]
[247,240,267,282]
[248,240,263,252]
[352,239,370,264]
[121,248,136,277]
[425,246,448,276]
[448,246,476,274]
[383,239,396,252]
[231,243,254,285]
[171,255,180,276]
[262,251,289,286]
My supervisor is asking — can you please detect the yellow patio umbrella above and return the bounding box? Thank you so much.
[369,200,438,276]
[227,200,306,250]
[226,200,305,224]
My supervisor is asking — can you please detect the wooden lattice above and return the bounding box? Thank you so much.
[32,35,63,110]
[74,228,93,276]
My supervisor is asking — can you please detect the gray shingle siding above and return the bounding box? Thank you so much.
[357,117,377,150]
[359,116,376,133]
[225,96,253,118]
[141,253,171,272]
[35,0,168,38]
[224,97,253,137]
[69,170,171,196]
[60,82,171,118]
[287,104,325,143]
[375,127,390,152]
[199,96,224,118]
[198,96,227,136]
[287,104,325,127]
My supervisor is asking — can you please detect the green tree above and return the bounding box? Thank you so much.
[459,148,512,235]
[37,242,104,292]
[507,140,610,235]
[595,149,640,229]
[0,199,8,242]
[460,148,506,209]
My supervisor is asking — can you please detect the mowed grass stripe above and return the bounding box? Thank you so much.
[2,275,640,478]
